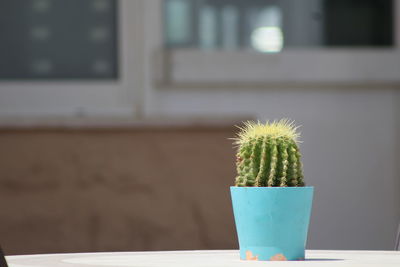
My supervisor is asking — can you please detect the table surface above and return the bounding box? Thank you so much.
[6,250,400,267]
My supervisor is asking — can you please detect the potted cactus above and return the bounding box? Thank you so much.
[231,119,314,261]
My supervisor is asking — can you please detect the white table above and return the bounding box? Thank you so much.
[6,250,400,267]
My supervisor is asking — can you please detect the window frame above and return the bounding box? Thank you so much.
[0,0,143,117]
[156,0,400,88]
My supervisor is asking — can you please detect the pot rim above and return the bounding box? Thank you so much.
[230,186,314,189]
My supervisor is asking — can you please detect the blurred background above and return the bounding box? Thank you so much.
[0,0,400,255]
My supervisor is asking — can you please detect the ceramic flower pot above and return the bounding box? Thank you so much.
[230,186,314,261]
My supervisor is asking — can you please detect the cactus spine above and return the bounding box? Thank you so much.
[234,119,305,187]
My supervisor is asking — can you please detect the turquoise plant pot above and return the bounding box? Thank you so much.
[230,186,314,261]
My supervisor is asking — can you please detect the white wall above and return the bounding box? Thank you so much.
[140,0,400,250]
[145,87,400,250]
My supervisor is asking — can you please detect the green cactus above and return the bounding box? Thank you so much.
[234,119,305,187]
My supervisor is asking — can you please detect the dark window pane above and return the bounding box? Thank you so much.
[0,0,118,80]
[324,0,393,46]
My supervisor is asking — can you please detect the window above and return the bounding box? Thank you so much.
[161,0,400,85]
[0,0,118,80]
[0,0,139,117]
[164,0,394,53]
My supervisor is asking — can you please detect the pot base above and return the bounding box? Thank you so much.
[240,246,305,261]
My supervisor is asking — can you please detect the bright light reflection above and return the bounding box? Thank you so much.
[251,26,283,53]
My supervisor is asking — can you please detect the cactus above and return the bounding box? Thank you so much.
[234,119,305,187]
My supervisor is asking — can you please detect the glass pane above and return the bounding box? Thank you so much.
[164,0,193,46]
[0,0,118,79]
[164,0,394,53]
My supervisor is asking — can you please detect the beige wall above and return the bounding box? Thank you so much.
[0,126,237,255]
